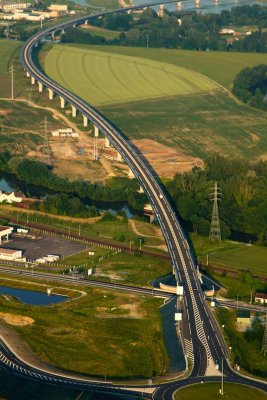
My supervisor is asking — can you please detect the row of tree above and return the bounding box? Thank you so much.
[0,154,147,212]
[31,194,98,218]
[61,4,267,52]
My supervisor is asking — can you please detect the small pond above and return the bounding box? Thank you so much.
[0,286,68,306]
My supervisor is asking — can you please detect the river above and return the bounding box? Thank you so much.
[0,174,135,218]
[72,0,266,13]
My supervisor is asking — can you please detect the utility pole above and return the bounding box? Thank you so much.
[10,64,14,100]
[262,307,267,356]
[93,136,98,161]
[209,181,222,241]
[221,358,224,395]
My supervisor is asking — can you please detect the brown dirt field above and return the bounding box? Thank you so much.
[132,139,203,178]
[0,109,12,115]
[0,312,34,326]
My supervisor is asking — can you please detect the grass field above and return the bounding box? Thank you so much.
[175,383,267,400]
[43,44,267,160]
[44,45,217,106]
[0,277,168,378]
[206,245,267,277]
[80,24,120,39]
[0,40,22,75]
[82,45,267,89]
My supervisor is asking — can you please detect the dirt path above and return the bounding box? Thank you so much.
[0,97,84,136]
[0,204,103,224]
[128,219,161,239]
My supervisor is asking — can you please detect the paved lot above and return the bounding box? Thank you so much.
[0,233,86,260]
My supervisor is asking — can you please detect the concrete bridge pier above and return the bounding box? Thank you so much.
[105,137,111,148]
[26,71,30,78]
[94,126,99,137]
[84,20,88,25]
[137,186,144,193]
[31,76,36,85]
[128,167,135,179]
[60,96,66,109]
[83,115,88,127]
[61,28,65,34]
[48,88,54,100]
[71,105,77,117]
[38,82,43,92]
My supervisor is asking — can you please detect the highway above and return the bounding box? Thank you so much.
[0,1,262,398]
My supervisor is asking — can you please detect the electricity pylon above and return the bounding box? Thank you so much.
[209,181,221,241]
[9,64,14,100]
[41,117,51,166]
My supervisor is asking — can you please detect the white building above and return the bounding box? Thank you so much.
[255,292,267,304]
[0,2,30,12]
[0,191,23,203]
[0,248,22,260]
[48,4,68,12]
[0,226,13,244]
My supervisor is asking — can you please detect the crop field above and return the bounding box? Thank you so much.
[82,45,267,89]
[44,45,217,106]
[0,40,22,75]
[206,245,267,277]
[43,44,267,160]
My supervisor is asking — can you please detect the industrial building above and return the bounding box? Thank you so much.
[0,248,22,260]
[0,226,13,244]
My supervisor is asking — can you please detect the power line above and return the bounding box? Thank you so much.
[209,181,221,241]
[41,117,52,166]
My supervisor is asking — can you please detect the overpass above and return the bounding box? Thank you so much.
[13,1,267,398]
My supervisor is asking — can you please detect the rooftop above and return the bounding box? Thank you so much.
[255,292,267,299]
[0,226,12,232]
[0,248,20,254]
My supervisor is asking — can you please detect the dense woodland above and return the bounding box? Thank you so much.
[166,155,267,244]
[0,153,147,214]
[232,64,267,109]
[62,4,267,53]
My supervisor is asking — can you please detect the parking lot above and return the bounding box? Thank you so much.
[0,233,86,260]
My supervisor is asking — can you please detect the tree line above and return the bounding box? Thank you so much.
[0,154,147,213]
[61,4,267,53]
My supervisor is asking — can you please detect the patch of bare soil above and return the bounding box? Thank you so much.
[132,139,203,178]
[0,109,12,115]
[0,312,34,326]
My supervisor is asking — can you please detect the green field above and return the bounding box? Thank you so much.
[80,25,120,39]
[0,40,22,75]
[0,277,167,378]
[43,44,267,160]
[82,45,267,89]
[206,245,267,277]
[44,45,217,106]
[175,383,267,400]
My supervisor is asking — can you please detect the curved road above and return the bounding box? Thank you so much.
[0,2,262,398]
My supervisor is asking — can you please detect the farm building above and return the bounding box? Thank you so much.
[0,226,13,244]
[255,292,267,304]
[0,248,22,260]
